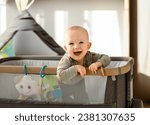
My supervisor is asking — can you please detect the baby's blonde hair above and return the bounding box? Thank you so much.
[65,25,89,41]
[67,25,88,33]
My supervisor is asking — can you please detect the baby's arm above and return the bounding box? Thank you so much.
[57,56,86,84]
[96,54,111,67]
[89,61,103,74]
[89,53,111,74]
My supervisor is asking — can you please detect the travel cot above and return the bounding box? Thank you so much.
[0,56,143,108]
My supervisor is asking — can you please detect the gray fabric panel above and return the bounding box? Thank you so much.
[13,31,58,55]
[0,73,107,104]
[104,77,116,104]
[0,28,17,47]
[104,75,126,107]
[84,76,107,104]
[0,74,19,99]
[0,74,47,100]
[60,78,90,104]
[0,10,65,55]
[116,75,126,107]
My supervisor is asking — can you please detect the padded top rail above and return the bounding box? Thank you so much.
[0,56,134,76]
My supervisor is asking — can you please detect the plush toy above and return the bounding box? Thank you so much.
[40,75,62,102]
[14,75,42,101]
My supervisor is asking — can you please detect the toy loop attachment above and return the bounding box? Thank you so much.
[24,64,27,75]
[40,65,47,78]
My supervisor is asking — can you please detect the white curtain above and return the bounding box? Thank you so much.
[135,0,150,101]
[138,0,150,76]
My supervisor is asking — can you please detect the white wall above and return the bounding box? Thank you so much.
[0,1,6,34]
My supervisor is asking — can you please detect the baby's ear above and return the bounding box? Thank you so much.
[88,42,92,49]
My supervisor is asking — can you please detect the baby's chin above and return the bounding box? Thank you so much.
[71,55,84,62]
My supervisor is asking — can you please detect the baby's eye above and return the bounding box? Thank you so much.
[79,41,84,44]
[69,42,74,45]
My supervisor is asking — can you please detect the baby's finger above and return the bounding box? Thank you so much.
[80,69,86,77]
[89,66,93,72]
[100,67,105,76]
[83,68,86,76]
[94,68,97,74]
[89,66,95,74]
[91,67,96,74]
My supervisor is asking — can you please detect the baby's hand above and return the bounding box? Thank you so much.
[75,65,86,77]
[89,62,103,74]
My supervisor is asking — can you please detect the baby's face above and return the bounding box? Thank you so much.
[64,29,91,63]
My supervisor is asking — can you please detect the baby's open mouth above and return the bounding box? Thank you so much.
[74,51,82,56]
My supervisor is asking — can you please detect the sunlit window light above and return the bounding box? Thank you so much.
[54,10,68,47]
[84,10,122,56]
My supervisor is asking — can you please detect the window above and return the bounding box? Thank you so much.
[51,0,129,56]
[6,0,129,56]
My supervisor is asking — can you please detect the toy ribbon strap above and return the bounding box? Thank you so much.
[40,65,47,78]
[23,64,27,75]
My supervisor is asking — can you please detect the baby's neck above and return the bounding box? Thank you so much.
[77,59,84,65]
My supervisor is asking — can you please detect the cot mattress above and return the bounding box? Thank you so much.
[0,56,134,107]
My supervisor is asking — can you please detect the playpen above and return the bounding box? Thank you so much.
[0,56,143,107]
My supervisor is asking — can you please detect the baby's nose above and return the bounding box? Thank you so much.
[74,44,79,48]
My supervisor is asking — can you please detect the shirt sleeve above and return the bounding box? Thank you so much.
[57,55,81,84]
[95,53,111,67]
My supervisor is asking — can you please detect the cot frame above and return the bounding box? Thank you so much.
[0,56,136,108]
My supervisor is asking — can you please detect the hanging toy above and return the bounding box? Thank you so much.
[14,64,42,101]
[40,65,62,102]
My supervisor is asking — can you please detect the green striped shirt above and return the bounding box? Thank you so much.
[57,51,110,84]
